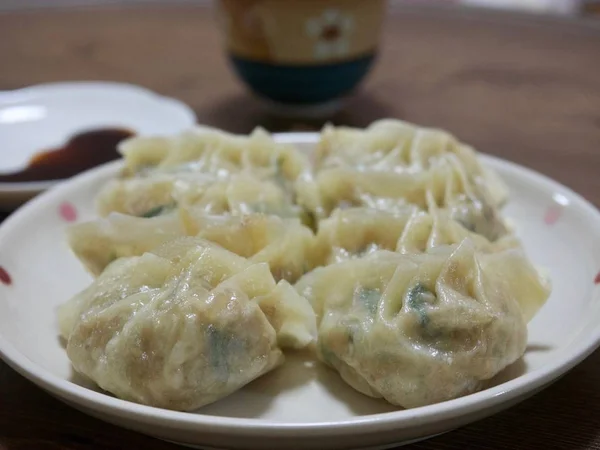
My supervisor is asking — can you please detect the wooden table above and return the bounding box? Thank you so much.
[1,3,600,449]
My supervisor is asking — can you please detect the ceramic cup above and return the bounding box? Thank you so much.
[216,0,385,113]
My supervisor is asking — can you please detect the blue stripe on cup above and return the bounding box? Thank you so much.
[229,53,376,105]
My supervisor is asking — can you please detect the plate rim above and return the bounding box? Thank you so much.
[0,131,599,436]
[0,81,196,193]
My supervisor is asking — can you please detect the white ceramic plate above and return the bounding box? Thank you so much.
[0,132,599,450]
[0,81,196,209]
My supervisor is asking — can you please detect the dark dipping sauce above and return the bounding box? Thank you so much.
[0,128,135,182]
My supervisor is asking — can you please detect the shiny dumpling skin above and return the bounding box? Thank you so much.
[296,155,508,242]
[96,172,217,217]
[148,241,317,347]
[58,238,316,411]
[69,209,317,282]
[295,167,427,220]
[254,279,317,350]
[295,240,549,408]
[215,173,306,220]
[395,204,519,254]
[314,206,519,265]
[315,119,508,206]
[119,126,309,189]
[97,172,304,221]
[181,209,317,283]
[314,207,417,264]
[67,211,186,276]
[429,158,508,241]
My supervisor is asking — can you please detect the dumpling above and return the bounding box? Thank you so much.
[97,172,304,220]
[96,172,220,217]
[119,126,309,189]
[314,206,519,265]
[67,211,186,276]
[295,240,549,408]
[68,208,317,282]
[96,173,185,218]
[315,119,508,206]
[98,126,310,219]
[59,238,316,411]
[395,202,519,254]
[314,207,418,264]
[296,155,508,242]
[181,209,317,282]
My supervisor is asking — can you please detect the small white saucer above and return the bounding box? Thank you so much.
[0,81,196,209]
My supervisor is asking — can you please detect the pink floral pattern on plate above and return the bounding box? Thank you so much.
[544,205,563,225]
[59,202,77,222]
[0,266,12,286]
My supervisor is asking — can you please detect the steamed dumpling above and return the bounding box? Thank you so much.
[296,155,508,241]
[314,206,418,264]
[68,208,316,281]
[119,126,309,189]
[67,211,186,276]
[314,206,519,265]
[315,119,508,206]
[98,126,310,218]
[97,173,304,220]
[296,240,549,408]
[59,238,316,411]
[181,209,317,282]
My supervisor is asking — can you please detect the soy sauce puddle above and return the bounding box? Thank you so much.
[0,128,135,182]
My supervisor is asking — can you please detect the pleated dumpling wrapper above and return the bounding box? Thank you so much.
[97,172,305,221]
[68,208,316,282]
[97,126,309,218]
[59,238,317,411]
[296,156,508,242]
[314,206,519,265]
[296,240,549,408]
[314,119,508,206]
[119,126,308,182]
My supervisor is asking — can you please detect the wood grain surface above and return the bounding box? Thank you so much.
[1,3,599,450]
